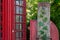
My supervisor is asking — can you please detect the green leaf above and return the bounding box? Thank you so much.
[40,14,43,18]
[39,22,44,26]
[39,30,44,35]
[38,0,50,2]
[43,17,48,22]
[43,26,48,30]
[42,34,48,40]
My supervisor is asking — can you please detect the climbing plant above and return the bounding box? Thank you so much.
[26,0,60,40]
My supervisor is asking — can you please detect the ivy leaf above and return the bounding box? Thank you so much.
[43,17,48,22]
[43,26,48,30]
[39,30,44,35]
[39,22,44,26]
[40,14,43,18]
[42,34,48,40]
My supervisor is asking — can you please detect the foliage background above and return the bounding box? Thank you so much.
[26,0,60,40]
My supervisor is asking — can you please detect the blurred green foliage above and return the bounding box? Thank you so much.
[26,0,60,40]
[50,0,60,39]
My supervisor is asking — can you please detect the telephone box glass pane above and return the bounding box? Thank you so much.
[16,24,20,30]
[20,16,22,22]
[16,16,22,22]
[16,38,19,40]
[20,32,22,37]
[20,38,22,40]
[20,24,22,30]
[16,0,20,1]
[16,32,22,38]
[16,32,20,37]
[16,1,19,5]
[20,0,23,6]
[20,7,23,14]
[16,24,22,30]
[16,15,20,22]
[16,6,19,14]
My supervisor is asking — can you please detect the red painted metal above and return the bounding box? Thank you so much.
[30,20,59,40]
[30,20,37,40]
[2,0,8,40]
[50,21,59,40]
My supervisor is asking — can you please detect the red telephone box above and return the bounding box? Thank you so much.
[2,0,26,40]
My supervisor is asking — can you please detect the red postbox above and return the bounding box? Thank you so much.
[1,0,26,40]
